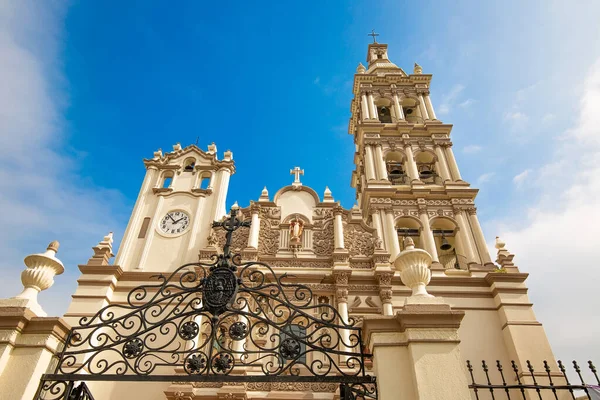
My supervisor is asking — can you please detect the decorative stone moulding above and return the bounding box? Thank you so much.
[393,237,433,297]
[14,241,65,316]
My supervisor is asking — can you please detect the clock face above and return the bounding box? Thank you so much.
[159,210,191,235]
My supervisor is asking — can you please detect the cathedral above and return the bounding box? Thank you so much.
[0,40,583,400]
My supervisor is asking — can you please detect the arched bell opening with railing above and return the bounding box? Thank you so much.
[430,217,468,270]
[385,151,409,185]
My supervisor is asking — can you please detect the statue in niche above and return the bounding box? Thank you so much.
[289,215,304,248]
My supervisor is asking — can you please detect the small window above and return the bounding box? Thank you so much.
[184,159,195,172]
[279,324,306,365]
[162,176,173,188]
[199,174,211,189]
[138,217,151,239]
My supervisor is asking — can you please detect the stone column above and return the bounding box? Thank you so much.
[376,272,394,316]
[361,93,371,121]
[115,165,157,266]
[384,208,401,260]
[333,206,345,250]
[418,208,439,263]
[213,167,232,221]
[466,207,493,265]
[364,144,377,181]
[374,144,388,181]
[444,144,463,181]
[454,208,478,264]
[367,92,378,120]
[370,208,386,249]
[417,94,430,120]
[393,93,404,121]
[403,144,420,182]
[434,145,451,181]
[334,270,351,359]
[247,204,260,249]
[424,93,437,120]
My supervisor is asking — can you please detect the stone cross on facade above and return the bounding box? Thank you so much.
[290,166,304,187]
[368,29,379,43]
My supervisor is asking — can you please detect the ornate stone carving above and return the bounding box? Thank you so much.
[343,223,375,257]
[426,199,452,206]
[392,199,417,206]
[245,382,337,392]
[259,207,281,219]
[350,260,373,269]
[314,207,334,220]
[313,221,334,256]
[258,218,279,255]
[379,289,393,303]
[336,288,349,302]
[376,272,394,287]
[214,220,250,252]
[267,260,330,269]
[334,271,350,285]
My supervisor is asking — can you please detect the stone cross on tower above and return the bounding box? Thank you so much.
[290,166,304,188]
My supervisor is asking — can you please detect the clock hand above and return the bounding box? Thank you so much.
[168,214,176,223]
[174,217,186,224]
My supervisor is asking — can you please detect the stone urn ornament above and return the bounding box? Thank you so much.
[393,237,433,297]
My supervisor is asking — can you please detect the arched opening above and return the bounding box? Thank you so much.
[396,217,422,251]
[199,172,211,190]
[400,97,423,123]
[375,98,393,123]
[183,158,196,172]
[430,217,467,269]
[385,151,408,185]
[414,151,440,184]
[162,171,174,188]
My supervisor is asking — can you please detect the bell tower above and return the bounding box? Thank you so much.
[114,142,235,272]
[350,39,494,270]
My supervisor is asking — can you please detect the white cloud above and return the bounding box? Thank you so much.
[313,76,320,85]
[492,59,600,364]
[542,113,556,123]
[438,84,465,115]
[0,2,127,316]
[458,98,475,108]
[463,144,482,154]
[503,111,529,131]
[476,172,494,184]
[512,169,532,186]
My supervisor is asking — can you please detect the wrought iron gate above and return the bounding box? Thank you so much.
[34,207,377,399]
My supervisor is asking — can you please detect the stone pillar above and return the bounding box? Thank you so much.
[376,271,394,316]
[362,304,469,400]
[247,204,260,249]
[213,166,232,221]
[364,144,377,181]
[454,208,478,264]
[367,93,378,121]
[393,94,404,121]
[417,94,430,120]
[418,208,439,263]
[115,165,157,266]
[334,270,351,359]
[333,206,345,249]
[424,93,437,120]
[370,208,386,249]
[434,145,451,181]
[361,93,371,121]
[374,144,388,181]
[466,207,493,265]
[403,144,420,182]
[0,242,71,400]
[444,144,463,181]
[384,208,401,260]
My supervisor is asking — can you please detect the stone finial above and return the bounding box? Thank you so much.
[87,232,115,266]
[495,236,518,272]
[323,186,334,203]
[231,201,240,211]
[173,143,182,152]
[259,186,269,202]
[223,150,233,161]
[414,63,423,74]
[153,148,163,159]
[356,62,366,74]
[393,237,433,297]
[207,142,217,154]
[13,241,65,316]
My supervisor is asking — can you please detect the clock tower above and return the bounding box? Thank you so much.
[114,142,234,272]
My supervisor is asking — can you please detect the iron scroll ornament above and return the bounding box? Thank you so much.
[35,206,376,399]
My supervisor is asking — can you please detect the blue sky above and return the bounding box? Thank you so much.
[1,1,600,366]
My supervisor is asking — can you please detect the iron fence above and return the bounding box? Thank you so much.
[467,359,599,399]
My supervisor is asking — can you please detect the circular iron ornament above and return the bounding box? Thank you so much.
[280,338,301,360]
[211,352,235,374]
[123,338,143,359]
[179,321,199,340]
[184,353,207,375]
[202,268,238,315]
[228,321,248,340]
